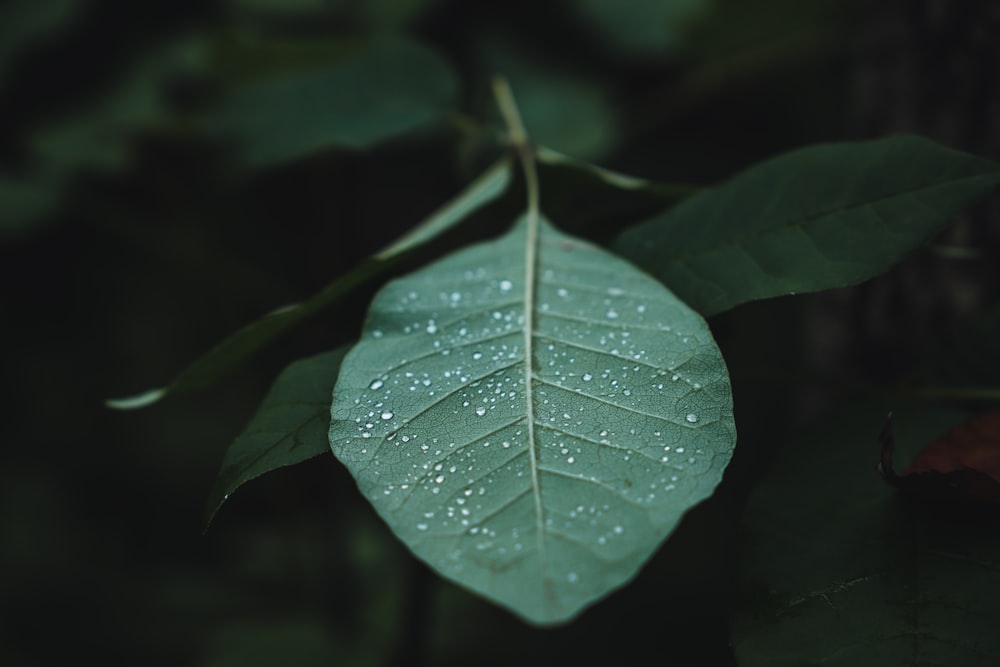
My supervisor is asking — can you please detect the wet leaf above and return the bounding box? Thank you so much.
[329,214,735,624]
[614,135,1000,316]
[733,402,1000,666]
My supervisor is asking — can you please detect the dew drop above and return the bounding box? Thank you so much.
[582,373,593,381]
[381,412,394,420]
[475,406,486,417]
[606,308,619,320]
[499,279,513,292]
[472,352,483,361]
[686,413,699,423]
[369,380,384,390]
[417,523,428,531]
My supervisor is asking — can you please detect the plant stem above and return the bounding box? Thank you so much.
[491,75,548,586]
[492,76,540,219]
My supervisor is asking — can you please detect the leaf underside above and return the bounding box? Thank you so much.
[329,215,735,624]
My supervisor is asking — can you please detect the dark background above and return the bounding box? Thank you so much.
[1,1,998,665]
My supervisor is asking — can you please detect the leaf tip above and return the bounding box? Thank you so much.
[105,388,166,410]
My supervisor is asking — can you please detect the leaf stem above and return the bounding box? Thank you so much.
[492,76,540,220]
[492,75,548,591]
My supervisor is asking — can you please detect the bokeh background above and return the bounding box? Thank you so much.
[2,1,998,665]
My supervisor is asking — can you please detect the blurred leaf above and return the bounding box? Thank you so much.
[481,40,618,160]
[211,39,458,166]
[329,214,735,624]
[1,35,206,236]
[878,410,1000,509]
[905,410,1000,484]
[733,402,1000,666]
[205,347,348,527]
[33,37,205,172]
[0,0,83,85]
[208,33,358,87]
[571,0,714,57]
[107,157,512,409]
[614,135,1000,316]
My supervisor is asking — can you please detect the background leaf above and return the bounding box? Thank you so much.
[732,401,1000,666]
[613,135,1000,316]
[329,215,735,624]
[211,38,458,166]
[570,0,714,57]
[205,347,348,526]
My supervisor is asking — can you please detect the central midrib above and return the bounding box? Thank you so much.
[521,213,547,579]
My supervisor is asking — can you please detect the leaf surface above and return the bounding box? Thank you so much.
[614,135,1000,316]
[205,347,348,527]
[733,402,1000,666]
[329,215,735,624]
[107,158,511,409]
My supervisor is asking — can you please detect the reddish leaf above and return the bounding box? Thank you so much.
[905,409,1000,483]
[878,411,1000,509]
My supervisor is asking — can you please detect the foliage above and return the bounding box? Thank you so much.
[5,1,1000,664]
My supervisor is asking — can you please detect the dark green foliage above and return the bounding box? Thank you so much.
[5,0,1000,664]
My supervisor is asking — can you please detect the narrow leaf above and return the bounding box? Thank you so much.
[212,39,458,166]
[614,135,1000,316]
[733,402,1000,666]
[329,215,736,624]
[107,158,512,409]
[375,157,512,259]
[205,347,348,527]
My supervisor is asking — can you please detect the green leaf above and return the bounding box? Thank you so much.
[613,135,1000,316]
[329,215,736,624]
[107,157,512,409]
[205,347,347,527]
[212,39,458,166]
[732,402,1000,666]
[571,0,713,56]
